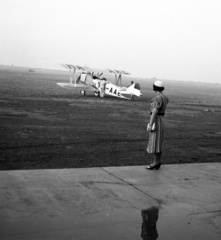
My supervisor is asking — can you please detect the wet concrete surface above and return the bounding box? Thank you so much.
[0,163,220,239]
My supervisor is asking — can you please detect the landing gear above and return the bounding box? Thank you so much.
[94,91,100,97]
[80,90,86,96]
[130,94,134,101]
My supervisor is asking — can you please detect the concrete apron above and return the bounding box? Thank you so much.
[0,163,220,240]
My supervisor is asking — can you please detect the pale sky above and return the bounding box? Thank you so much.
[0,0,221,83]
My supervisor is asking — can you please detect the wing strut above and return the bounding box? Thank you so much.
[69,68,77,87]
[115,74,122,87]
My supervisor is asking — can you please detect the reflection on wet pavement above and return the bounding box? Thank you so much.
[141,206,159,240]
[1,164,220,240]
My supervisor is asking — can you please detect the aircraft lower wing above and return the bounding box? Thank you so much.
[56,83,95,90]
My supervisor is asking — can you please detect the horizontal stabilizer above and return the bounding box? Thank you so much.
[119,84,142,97]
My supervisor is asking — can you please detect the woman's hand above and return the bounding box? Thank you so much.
[147,123,152,132]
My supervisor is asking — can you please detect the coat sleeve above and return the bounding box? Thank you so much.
[153,96,162,109]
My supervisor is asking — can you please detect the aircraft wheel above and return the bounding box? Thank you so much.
[80,90,86,96]
[94,91,100,97]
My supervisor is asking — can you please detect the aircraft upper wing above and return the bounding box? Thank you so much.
[61,64,130,75]
[61,64,87,72]
[85,67,130,75]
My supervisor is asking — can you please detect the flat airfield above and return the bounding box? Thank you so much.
[0,66,221,170]
[1,66,221,239]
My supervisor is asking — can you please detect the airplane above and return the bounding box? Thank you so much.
[56,64,142,100]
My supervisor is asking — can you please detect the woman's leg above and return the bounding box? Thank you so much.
[146,152,162,169]
[153,152,162,165]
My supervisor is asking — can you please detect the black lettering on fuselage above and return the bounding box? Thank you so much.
[109,87,121,97]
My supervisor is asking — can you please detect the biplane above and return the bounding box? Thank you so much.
[56,64,142,100]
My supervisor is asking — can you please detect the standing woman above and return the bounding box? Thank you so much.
[146,81,169,170]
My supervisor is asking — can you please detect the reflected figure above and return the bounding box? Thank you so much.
[141,206,159,240]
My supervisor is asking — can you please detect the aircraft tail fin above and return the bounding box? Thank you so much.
[118,83,142,97]
[126,83,142,97]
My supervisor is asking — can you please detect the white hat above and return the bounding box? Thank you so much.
[154,80,164,87]
[153,80,165,91]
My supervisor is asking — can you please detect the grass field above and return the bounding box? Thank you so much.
[0,66,221,170]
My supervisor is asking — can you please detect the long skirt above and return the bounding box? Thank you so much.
[147,116,165,153]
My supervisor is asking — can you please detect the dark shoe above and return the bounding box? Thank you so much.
[146,164,157,170]
[146,163,161,170]
[155,163,161,170]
